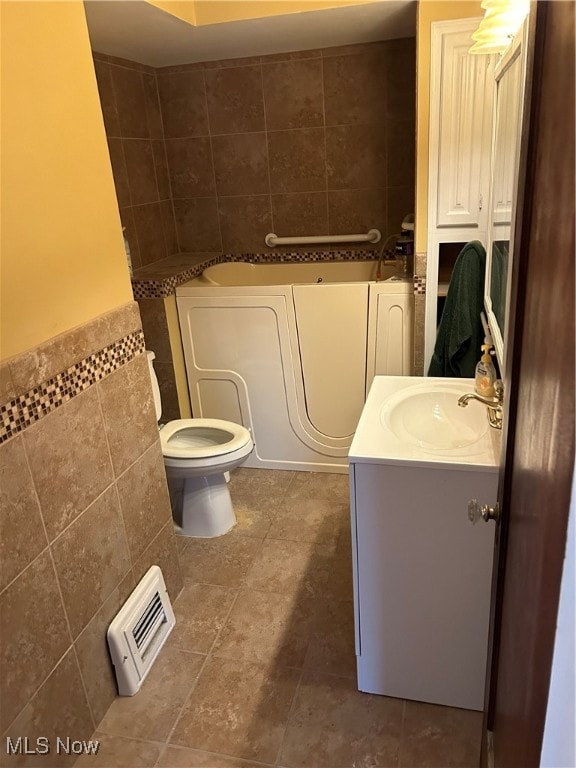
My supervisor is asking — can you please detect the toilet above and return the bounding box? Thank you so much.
[146,351,253,537]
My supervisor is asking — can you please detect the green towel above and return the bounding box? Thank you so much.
[428,241,486,378]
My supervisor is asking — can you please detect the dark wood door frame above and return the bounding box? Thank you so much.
[481,2,575,766]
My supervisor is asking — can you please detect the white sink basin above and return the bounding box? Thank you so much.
[350,376,501,469]
[380,382,488,451]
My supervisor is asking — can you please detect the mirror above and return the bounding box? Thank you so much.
[484,19,530,372]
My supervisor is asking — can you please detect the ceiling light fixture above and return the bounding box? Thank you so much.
[469,0,530,54]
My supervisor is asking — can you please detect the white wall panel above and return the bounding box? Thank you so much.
[293,283,368,439]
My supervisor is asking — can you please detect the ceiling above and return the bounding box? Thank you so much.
[83,0,416,68]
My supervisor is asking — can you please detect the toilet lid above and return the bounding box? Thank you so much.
[160,418,252,459]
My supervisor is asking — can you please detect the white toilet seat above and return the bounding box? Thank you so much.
[147,350,253,537]
[160,418,252,459]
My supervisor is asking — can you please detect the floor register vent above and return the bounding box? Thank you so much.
[107,565,175,696]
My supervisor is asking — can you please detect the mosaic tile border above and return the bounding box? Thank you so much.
[413,275,427,295]
[233,249,381,262]
[132,250,382,299]
[131,257,222,299]
[0,330,145,444]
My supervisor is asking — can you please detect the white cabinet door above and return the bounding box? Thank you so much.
[429,18,495,230]
[351,460,496,710]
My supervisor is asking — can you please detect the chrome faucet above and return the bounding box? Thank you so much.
[458,380,504,430]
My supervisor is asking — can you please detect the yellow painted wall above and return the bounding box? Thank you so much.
[148,1,197,24]
[149,0,374,26]
[0,1,132,361]
[415,0,482,253]
[194,0,375,25]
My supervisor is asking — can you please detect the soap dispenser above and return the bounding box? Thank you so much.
[475,344,496,398]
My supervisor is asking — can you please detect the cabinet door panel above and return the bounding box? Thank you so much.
[352,461,496,710]
[431,22,494,229]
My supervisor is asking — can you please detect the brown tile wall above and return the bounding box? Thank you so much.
[0,303,183,765]
[92,54,185,416]
[92,41,416,419]
[160,40,415,255]
[137,299,181,422]
[94,39,416,262]
[92,54,179,270]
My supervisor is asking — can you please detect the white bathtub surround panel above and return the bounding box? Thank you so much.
[366,286,414,389]
[195,378,245,426]
[176,262,413,472]
[178,293,349,474]
[293,283,368,438]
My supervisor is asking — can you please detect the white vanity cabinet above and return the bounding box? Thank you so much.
[348,376,500,711]
[425,18,496,369]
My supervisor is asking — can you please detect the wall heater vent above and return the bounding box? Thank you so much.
[107,565,175,696]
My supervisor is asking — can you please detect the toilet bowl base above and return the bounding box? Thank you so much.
[174,472,236,538]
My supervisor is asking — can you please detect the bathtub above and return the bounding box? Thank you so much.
[176,261,413,472]
[197,259,384,286]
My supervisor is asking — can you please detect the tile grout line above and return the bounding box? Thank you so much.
[91,470,422,767]
[166,182,397,200]
[2,429,139,621]
[155,68,182,256]
[94,382,136,575]
[160,584,243,752]
[160,477,297,764]
[201,67,224,254]
[110,63,143,271]
[100,472,345,760]
[27,486,99,664]
[227,524,267,599]
[2,437,93,735]
[36,429,158,560]
[151,42,391,77]
[0,442,153,601]
[259,62,275,238]
[0,539,52,600]
[320,55,331,237]
[0,646,78,740]
[99,734,167,747]
[70,643,98,734]
[162,562,309,768]
[2,435,50,598]
[273,669,304,768]
[156,743,276,768]
[397,698,407,768]
[2,390,169,734]
[103,471,355,766]
[157,118,390,142]
[250,472,314,768]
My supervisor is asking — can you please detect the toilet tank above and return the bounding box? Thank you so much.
[146,351,162,421]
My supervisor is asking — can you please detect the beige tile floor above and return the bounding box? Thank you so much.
[76,469,482,768]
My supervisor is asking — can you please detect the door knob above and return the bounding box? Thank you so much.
[468,499,500,524]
